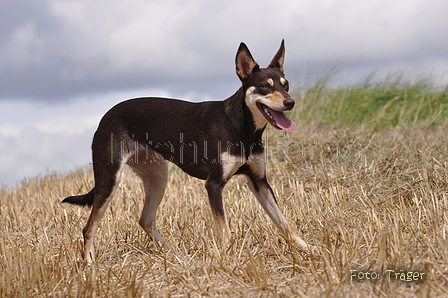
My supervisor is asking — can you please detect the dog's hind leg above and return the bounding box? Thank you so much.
[129,151,168,248]
[82,150,128,264]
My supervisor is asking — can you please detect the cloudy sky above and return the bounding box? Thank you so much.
[1,0,447,187]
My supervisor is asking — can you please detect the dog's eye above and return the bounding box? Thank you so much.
[283,81,289,91]
[260,84,270,90]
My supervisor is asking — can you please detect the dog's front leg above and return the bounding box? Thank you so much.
[245,174,314,253]
[205,179,232,246]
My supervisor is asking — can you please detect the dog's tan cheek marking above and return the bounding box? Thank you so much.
[245,87,268,129]
[245,86,257,104]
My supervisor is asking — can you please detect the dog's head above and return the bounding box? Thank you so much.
[235,40,296,132]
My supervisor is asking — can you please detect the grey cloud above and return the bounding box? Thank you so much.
[0,0,447,103]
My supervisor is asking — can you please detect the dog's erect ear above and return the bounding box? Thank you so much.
[268,39,285,73]
[235,42,259,82]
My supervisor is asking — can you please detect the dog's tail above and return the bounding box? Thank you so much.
[62,188,95,207]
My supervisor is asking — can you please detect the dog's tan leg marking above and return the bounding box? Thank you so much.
[221,152,245,180]
[83,199,114,263]
[129,150,168,247]
[246,177,311,251]
[205,179,232,247]
[246,157,313,253]
[214,212,232,246]
[83,157,127,264]
[217,152,246,246]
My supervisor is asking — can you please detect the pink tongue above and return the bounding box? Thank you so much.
[270,109,297,132]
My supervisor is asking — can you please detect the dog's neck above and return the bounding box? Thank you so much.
[224,86,266,155]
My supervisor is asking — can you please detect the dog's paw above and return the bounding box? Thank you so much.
[310,245,320,255]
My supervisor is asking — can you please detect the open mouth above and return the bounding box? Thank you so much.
[256,102,296,132]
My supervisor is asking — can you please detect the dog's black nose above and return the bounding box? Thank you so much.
[283,98,295,109]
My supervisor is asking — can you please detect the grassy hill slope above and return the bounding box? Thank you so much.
[1,79,448,297]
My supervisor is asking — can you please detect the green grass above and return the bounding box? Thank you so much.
[293,74,448,130]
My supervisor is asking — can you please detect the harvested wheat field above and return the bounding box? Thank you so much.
[1,81,448,297]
